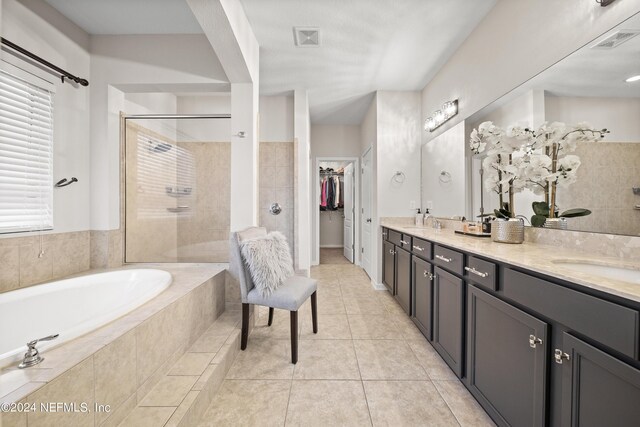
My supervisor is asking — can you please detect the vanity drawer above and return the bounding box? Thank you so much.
[503,268,639,359]
[387,230,402,246]
[411,237,432,260]
[465,256,497,291]
[399,234,412,251]
[433,245,464,275]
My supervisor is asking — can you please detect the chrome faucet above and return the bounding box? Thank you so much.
[424,214,441,229]
[18,334,59,369]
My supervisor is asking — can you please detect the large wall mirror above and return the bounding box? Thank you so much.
[422,12,640,236]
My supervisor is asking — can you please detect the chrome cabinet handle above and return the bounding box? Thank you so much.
[529,335,543,349]
[400,239,409,245]
[423,270,434,280]
[382,232,388,237]
[413,245,424,252]
[554,349,570,364]
[389,249,396,255]
[464,266,489,278]
[435,254,452,263]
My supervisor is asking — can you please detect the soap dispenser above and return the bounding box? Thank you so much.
[415,208,423,226]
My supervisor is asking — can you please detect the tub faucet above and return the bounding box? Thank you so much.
[18,334,59,369]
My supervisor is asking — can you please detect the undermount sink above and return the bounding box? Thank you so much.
[552,260,640,284]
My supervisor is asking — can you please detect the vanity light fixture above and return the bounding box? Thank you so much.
[424,99,458,132]
[625,75,640,83]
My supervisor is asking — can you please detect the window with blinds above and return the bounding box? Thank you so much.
[0,69,54,233]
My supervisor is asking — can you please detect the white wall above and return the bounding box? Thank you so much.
[294,89,311,273]
[374,91,421,285]
[311,125,362,158]
[177,95,232,142]
[89,34,229,230]
[1,0,91,235]
[545,96,640,143]
[421,1,640,145]
[260,95,294,142]
[376,91,422,218]
[422,121,467,218]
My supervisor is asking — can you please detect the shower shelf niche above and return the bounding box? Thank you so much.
[166,186,193,197]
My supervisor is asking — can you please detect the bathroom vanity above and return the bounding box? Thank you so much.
[381,223,640,427]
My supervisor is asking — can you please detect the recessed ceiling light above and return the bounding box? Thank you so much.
[625,75,640,83]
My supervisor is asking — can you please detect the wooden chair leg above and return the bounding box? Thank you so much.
[311,291,318,334]
[241,303,249,350]
[268,307,274,326]
[290,310,298,364]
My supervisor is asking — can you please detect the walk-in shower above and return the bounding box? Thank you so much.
[124,115,231,263]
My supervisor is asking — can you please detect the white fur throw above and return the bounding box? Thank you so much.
[240,231,294,297]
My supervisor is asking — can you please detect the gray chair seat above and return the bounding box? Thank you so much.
[247,276,317,311]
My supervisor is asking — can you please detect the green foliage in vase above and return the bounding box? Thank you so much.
[530,201,591,227]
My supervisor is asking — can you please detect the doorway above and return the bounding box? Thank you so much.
[314,157,359,266]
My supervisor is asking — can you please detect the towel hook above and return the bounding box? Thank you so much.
[392,171,406,183]
[439,171,452,184]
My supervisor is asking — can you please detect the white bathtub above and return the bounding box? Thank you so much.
[0,269,172,368]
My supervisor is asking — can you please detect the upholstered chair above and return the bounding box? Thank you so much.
[229,227,318,364]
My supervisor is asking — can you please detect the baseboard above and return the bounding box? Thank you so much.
[372,281,387,291]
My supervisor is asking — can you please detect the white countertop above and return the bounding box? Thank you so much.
[381,220,640,304]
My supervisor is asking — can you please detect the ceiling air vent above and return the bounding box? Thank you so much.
[591,30,640,49]
[293,27,320,47]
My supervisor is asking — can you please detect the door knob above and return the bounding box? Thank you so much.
[366,218,372,223]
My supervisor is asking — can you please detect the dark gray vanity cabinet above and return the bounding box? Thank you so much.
[557,333,640,426]
[382,240,395,294]
[467,285,548,427]
[395,246,412,315]
[433,266,465,378]
[412,256,433,340]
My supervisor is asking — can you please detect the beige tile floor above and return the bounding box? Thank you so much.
[199,261,495,427]
[319,248,352,265]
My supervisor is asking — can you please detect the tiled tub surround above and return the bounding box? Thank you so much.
[0,231,91,294]
[0,263,227,427]
[380,219,640,303]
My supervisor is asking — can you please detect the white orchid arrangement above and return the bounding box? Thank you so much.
[470,122,527,218]
[470,121,608,225]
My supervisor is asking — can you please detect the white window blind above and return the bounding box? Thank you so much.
[0,69,54,233]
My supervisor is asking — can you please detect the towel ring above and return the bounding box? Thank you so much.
[439,171,452,184]
[392,171,406,183]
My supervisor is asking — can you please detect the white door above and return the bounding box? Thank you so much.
[361,148,373,278]
[342,163,354,262]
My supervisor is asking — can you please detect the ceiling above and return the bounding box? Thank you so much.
[43,0,498,124]
[44,0,203,34]
[529,12,640,99]
[240,0,497,124]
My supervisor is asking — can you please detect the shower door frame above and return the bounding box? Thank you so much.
[121,114,231,264]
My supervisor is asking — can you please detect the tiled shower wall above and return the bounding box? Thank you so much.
[176,141,231,262]
[557,141,640,236]
[259,142,295,253]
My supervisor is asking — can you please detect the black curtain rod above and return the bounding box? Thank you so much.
[1,37,89,87]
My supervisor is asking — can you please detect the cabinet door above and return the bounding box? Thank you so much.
[382,240,395,294]
[395,247,411,315]
[467,285,548,427]
[559,333,640,427]
[412,256,433,340]
[433,266,464,378]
